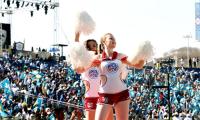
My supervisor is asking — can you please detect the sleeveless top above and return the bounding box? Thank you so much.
[99,51,128,93]
[81,67,100,97]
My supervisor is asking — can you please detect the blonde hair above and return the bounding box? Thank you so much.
[100,33,113,50]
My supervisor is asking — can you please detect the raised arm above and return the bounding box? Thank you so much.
[122,59,144,69]
[119,53,144,69]
[75,58,101,74]
[75,32,80,42]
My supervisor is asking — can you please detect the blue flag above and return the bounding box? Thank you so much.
[49,114,56,120]
[34,98,43,110]
[0,78,11,95]
[0,78,10,89]
[129,90,135,98]
[0,111,8,118]
[195,2,200,41]
[19,72,26,80]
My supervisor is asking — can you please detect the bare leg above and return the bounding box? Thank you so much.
[70,110,76,120]
[114,99,130,120]
[95,104,113,120]
[85,110,96,120]
[106,107,114,120]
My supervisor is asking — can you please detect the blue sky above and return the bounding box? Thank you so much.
[0,0,200,57]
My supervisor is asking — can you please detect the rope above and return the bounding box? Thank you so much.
[16,91,84,109]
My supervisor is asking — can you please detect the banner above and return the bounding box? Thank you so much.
[0,23,11,49]
[195,2,200,41]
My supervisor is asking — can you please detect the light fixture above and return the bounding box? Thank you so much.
[16,1,20,8]
[7,0,10,7]
[21,1,24,7]
[35,3,40,11]
[44,5,48,15]
[25,2,29,7]
[30,11,33,17]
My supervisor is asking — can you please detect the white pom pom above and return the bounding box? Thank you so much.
[68,42,94,69]
[128,40,154,64]
[75,11,96,35]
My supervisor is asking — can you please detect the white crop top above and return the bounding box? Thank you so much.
[99,52,128,93]
[81,67,100,97]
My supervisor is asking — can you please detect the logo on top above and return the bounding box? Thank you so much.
[88,69,99,79]
[106,62,119,73]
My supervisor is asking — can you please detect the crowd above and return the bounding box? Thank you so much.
[127,64,200,120]
[0,54,85,119]
[0,52,200,120]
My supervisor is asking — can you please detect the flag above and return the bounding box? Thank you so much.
[0,111,8,118]
[49,114,56,120]
[0,78,11,95]
[129,90,135,98]
[195,2,200,41]
[34,98,43,110]
[0,78,10,89]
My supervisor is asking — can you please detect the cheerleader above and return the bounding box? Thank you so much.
[95,33,146,120]
[74,33,113,120]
